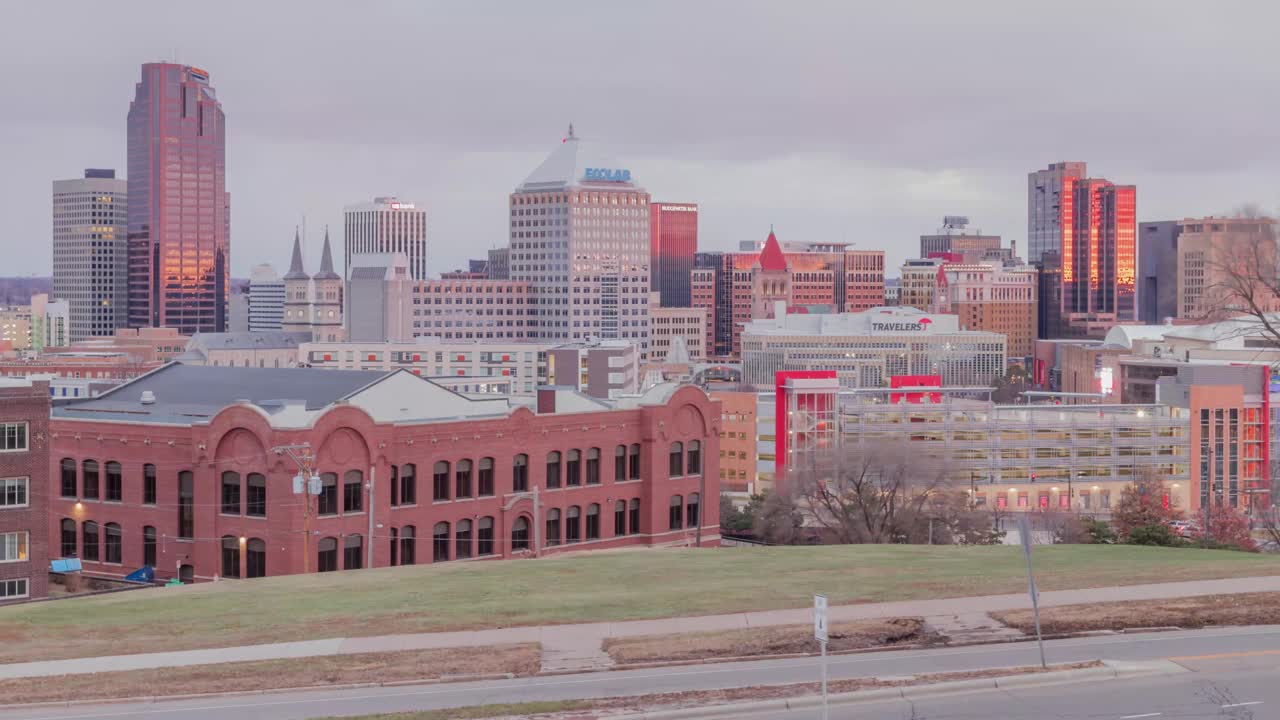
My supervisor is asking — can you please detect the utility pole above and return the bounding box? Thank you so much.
[695,464,705,547]
[277,443,319,573]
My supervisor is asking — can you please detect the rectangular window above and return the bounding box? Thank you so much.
[221,474,241,514]
[0,578,28,599]
[60,460,76,498]
[344,476,363,513]
[0,531,28,562]
[178,471,194,539]
[246,475,266,517]
[105,463,122,502]
[0,423,27,452]
[0,477,28,508]
[143,464,157,505]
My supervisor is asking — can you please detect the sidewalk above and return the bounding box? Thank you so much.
[4,574,1280,680]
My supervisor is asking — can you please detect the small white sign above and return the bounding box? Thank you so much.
[814,594,828,642]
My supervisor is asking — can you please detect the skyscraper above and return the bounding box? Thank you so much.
[52,169,127,341]
[126,63,229,334]
[1029,162,1136,337]
[650,202,698,307]
[1027,162,1087,264]
[247,264,285,331]
[509,126,651,350]
[343,197,428,281]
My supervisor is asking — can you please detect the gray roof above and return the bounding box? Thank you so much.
[53,364,391,424]
[517,128,641,191]
[314,228,340,280]
[187,331,311,351]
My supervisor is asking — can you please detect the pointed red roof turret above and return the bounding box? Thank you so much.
[758,226,787,272]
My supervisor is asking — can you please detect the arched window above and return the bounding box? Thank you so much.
[512,455,529,492]
[246,474,266,517]
[669,495,684,530]
[143,526,156,566]
[60,458,77,498]
[400,463,417,505]
[143,463,157,505]
[318,473,338,515]
[511,517,530,551]
[105,462,123,501]
[614,445,627,481]
[669,442,684,477]
[455,459,473,498]
[586,448,601,485]
[566,450,581,486]
[687,440,701,475]
[614,500,626,535]
[82,460,99,500]
[629,498,641,535]
[433,461,450,501]
[629,444,642,480]
[82,520,99,561]
[60,518,76,557]
[478,517,495,556]
[456,519,473,559]
[687,492,700,528]
[104,522,122,563]
[344,534,363,570]
[221,536,240,578]
[546,451,562,489]
[566,505,582,543]
[221,471,241,514]
[433,522,450,562]
[343,470,363,512]
[586,503,600,540]
[247,539,266,578]
[400,525,416,565]
[478,458,495,497]
[545,508,561,547]
[318,537,338,572]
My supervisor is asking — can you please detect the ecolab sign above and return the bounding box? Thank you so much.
[872,317,932,332]
[584,168,632,182]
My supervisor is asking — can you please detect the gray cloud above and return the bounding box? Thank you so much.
[2,0,1278,278]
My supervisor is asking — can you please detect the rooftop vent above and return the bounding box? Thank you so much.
[140,390,156,405]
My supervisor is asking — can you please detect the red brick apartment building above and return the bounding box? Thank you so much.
[1,378,50,603]
[49,365,719,582]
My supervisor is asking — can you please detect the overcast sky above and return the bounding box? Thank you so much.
[3,1,1278,278]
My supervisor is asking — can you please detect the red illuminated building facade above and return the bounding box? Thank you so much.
[127,63,229,335]
[692,231,886,359]
[49,365,719,582]
[650,203,698,308]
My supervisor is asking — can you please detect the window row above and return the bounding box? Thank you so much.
[60,458,156,504]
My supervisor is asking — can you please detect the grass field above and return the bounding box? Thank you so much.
[1,544,1276,663]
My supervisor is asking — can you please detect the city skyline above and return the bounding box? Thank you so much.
[4,2,1280,279]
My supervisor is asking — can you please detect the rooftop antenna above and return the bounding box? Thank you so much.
[564,122,576,142]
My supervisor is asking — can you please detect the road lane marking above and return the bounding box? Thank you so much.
[1119,713,1161,719]
[1168,649,1280,661]
[1221,701,1263,708]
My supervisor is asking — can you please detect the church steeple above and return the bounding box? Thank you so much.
[284,228,309,280]
[314,226,340,280]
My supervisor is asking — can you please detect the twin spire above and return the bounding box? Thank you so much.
[285,226,339,281]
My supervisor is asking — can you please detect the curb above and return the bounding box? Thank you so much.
[2,672,518,711]
[618,665,1166,719]
[604,640,938,671]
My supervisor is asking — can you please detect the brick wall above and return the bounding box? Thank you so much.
[0,381,50,603]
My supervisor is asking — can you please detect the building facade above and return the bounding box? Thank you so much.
[0,378,50,603]
[545,341,641,399]
[1176,216,1279,321]
[1028,161,1087,264]
[648,293,707,363]
[650,202,698,308]
[52,169,128,342]
[509,128,651,352]
[302,339,548,396]
[486,247,510,280]
[919,216,1002,262]
[127,63,229,335]
[1138,220,1180,324]
[932,262,1039,362]
[741,304,1007,390]
[30,295,70,353]
[709,387,758,495]
[343,197,428,281]
[282,231,344,342]
[898,257,946,311]
[247,264,285,332]
[48,365,719,582]
[411,278,531,342]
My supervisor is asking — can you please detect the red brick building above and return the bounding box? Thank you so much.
[49,365,719,582]
[1,378,50,603]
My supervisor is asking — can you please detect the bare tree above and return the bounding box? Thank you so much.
[1194,211,1280,336]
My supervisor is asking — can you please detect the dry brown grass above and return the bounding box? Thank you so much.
[992,591,1280,634]
[604,617,929,664]
[0,644,541,706]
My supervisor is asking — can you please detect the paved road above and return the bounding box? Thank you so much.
[7,625,1279,720]
[734,651,1279,719]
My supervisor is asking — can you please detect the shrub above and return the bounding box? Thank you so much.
[1082,517,1117,544]
[1126,523,1181,547]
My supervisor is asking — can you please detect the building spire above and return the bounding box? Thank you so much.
[284,227,309,280]
[565,122,576,142]
[315,226,340,280]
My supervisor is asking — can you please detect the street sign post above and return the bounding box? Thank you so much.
[1017,514,1047,669]
[814,594,829,720]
